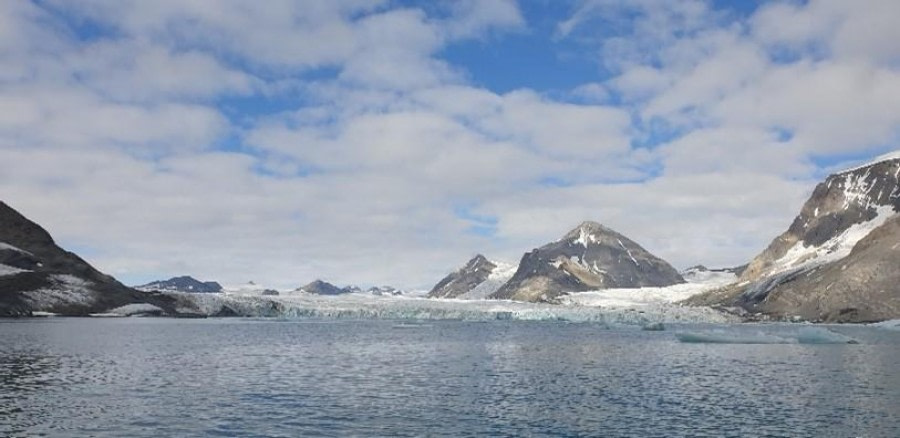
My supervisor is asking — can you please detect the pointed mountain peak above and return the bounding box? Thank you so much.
[464,254,493,269]
[561,221,619,247]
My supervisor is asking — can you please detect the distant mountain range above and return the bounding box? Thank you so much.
[137,276,222,293]
[2,151,898,321]
[295,280,404,296]
[430,222,684,303]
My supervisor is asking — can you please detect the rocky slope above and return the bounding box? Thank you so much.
[0,201,178,316]
[297,279,348,295]
[427,254,516,299]
[688,152,900,322]
[490,221,684,302]
[137,275,223,293]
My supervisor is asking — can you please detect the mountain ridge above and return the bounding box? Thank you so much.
[489,221,684,302]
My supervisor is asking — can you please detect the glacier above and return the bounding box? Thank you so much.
[167,288,735,326]
[159,265,742,325]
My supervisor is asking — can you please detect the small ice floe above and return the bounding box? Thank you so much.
[641,322,665,331]
[871,319,900,331]
[675,327,859,344]
[391,322,433,329]
[795,327,859,344]
[675,330,791,344]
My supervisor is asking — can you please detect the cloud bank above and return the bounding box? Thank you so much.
[1,0,898,289]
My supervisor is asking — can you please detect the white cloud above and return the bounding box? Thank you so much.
[2,0,898,291]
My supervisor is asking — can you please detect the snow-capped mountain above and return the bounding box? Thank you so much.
[0,201,177,316]
[690,151,900,322]
[680,265,742,284]
[427,254,516,299]
[490,221,684,302]
[136,276,222,293]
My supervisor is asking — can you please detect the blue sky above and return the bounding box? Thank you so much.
[2,0,899,289]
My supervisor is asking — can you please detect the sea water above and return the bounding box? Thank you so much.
[1,318,898,437]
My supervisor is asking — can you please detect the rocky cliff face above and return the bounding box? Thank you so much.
[0,201,177,316]
[688,152,900,322]
[490,221,684,302]
[137,276,223,293]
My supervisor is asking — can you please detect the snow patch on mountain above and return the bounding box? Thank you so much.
[768,204,896,276]
[0,263,27,277]
[0,241,32,255]
[22,274,96,309]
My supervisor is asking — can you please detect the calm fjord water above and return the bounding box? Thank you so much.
[1,318,898,437]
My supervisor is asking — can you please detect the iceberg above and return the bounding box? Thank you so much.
[675,327,859,344]
[796,327,859,344]
[872,319,900,331]
[675,330,792,344]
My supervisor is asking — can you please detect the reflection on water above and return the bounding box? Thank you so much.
[0,318,898,437]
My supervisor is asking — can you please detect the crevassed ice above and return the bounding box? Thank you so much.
[172,292,736,325]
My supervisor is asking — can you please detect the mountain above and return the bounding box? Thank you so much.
[0,201,177,316]
[680,265,744,284]
[427,254,516,299]
[489,221,684,302]
[297,279,347,295]
[688,152,900,322]
[367,285,403,296]
[136,276,222,293]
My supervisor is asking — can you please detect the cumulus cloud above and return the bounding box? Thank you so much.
[1,0,897,289]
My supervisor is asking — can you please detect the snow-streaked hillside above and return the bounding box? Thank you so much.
[455,260,517,300]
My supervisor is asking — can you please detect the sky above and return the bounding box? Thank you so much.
[2,0,899,290]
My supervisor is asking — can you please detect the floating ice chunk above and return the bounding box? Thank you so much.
[675,327,860,344]
[675,330,792,344]
[796,327,858,344]
[392,323,433,329]
[872,319,900,331]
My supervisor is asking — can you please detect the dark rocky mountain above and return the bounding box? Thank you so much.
[688,152,900,322]
[0,201,178,316]
[137,276,222,293]
[297,279,347,295]
[490,221,684,302]
[368,286,402,296]
[428,254,496,298]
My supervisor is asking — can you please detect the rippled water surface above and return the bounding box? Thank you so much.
[1,318,899,437]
